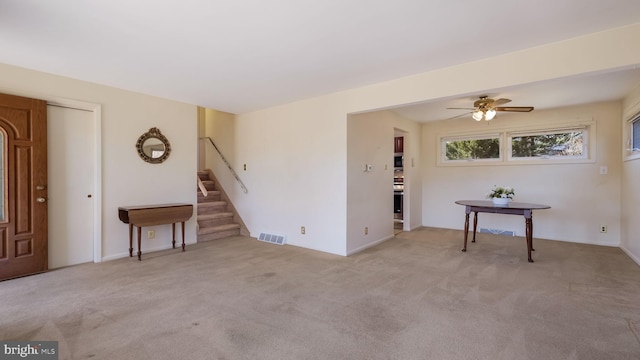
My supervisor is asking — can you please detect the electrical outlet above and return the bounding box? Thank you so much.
[364,227,368,235]
[147,230,155,239]
[301,226,305,235]
[600,225,607,233]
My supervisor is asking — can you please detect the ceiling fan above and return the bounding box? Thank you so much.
[447,96,534,121]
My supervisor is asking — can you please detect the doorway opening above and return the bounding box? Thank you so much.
[394,128,407,235]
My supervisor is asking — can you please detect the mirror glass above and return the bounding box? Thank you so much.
[142,137,165,158]
[136,127,171,164]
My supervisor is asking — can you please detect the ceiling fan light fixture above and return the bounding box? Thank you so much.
[485,109,497,120]
[451,96,534,122]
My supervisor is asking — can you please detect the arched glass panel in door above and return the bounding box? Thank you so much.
[0,130,4,221]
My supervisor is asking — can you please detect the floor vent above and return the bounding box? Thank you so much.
[257,233,286,245]
[479,228,515,236]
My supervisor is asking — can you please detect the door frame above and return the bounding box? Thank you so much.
[47,97,102,263]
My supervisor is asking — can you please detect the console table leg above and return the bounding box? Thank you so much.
[526,218,534,263]
[529,216,535,251]
[462,212,470,252]
[172,223,176,249]
[181,221,186,251]
[129,224,133,257]
[472,212,478,243]
[137,226,142,261]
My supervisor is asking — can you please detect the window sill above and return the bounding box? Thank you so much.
[624,152,640,162]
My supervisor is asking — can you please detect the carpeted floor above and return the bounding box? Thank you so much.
[1,227,639,360]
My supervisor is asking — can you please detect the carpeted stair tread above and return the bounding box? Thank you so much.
[198,212,233,220]
[198,223,241,235]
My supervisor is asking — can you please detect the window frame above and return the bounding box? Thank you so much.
[625,112,640,162]
[437,121,595,166]
[506,126,589,162]
[439,133,503,164]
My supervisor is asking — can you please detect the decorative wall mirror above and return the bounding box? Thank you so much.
[136,127,171,164]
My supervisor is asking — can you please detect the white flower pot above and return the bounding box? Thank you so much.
[492,197,510,206]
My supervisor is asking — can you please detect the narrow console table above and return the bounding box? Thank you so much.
[455,200,550,263]
[118,203,193,260]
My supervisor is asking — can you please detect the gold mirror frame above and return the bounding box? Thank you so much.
[136,127,171,164]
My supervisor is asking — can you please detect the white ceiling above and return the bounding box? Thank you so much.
[391,67,640,122]
[1,0,640,118]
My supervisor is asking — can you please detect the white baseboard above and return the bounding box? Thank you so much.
[620,245,640,267]
[101,240,197,262]
[346,234,395,256]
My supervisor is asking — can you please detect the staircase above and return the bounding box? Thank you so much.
[197,170,242,242]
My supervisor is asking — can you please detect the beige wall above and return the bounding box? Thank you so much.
[422,102,622,246]
[202,108,238,184]
[235,99,349,254]
[0,63,198,261]
[346,111,421,254]
[2,22,640,261]
[232,23,640,256]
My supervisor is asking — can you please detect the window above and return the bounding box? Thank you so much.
[438,122,594,166]
[508,127,587,160]
[632,115,640,152]
[626,113,640,161]
[442,134,501,162]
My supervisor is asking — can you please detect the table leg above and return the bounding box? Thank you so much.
[137,226,142,261]
[181,221,186,251]
[530,217,535,252]
[172,223,176,249]
[462,212,470,252]
[129,224,133,257]
[472,212,478,243]
[526,218,534,263]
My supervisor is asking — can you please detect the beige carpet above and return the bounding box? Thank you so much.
[1,227,639,360]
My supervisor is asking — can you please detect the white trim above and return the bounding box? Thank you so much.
[346,234,395,256]
[507,125,588,137]
[507,126,590,162]
[438,132,502,165]
[101,239,198,262]
[437,120,596,166]
[620,245,640,267]
[624,113,640,161]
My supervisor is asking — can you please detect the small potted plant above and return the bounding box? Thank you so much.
[487,185,515,206]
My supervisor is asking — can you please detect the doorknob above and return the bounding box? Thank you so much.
[36,197,46,203]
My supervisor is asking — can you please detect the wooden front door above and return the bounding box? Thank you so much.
[0,93,48,281]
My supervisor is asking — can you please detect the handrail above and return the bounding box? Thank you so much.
[197,175,208,197]
[200,137,248,194]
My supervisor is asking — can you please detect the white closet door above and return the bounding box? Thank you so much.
[48,105,95,269]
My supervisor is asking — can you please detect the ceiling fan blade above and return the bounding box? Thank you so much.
[446,107,475,110]
[444,112,471,120]
[492,98,511,106]
[495,106,534,112]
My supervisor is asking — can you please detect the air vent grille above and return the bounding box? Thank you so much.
[258,233,286,245]
[479,228,515,236]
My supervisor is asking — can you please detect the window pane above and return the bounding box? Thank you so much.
[511,131,584,158]
[633,118,640,151]
[0,132,3,220]
[445,137,500,160]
